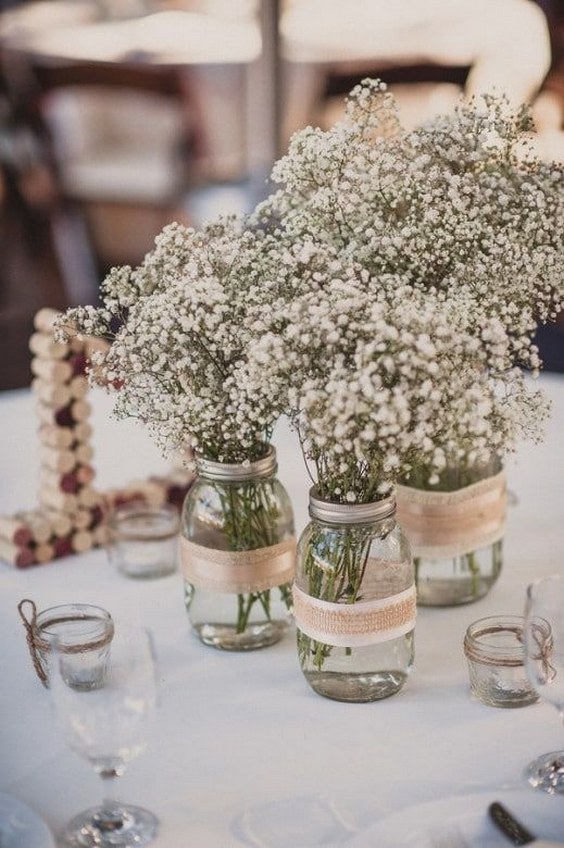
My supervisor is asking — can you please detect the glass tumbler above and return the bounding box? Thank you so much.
[109,503,179,579]
[35,603,114,690]
[464,615,539,708]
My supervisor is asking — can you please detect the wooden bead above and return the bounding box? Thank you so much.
[71,530,93,553]
[69,353,88,378]
[40,469,80,494]
[39,488,78,513]
[40,509,73,537]
[73,422,92,443]
[69,375,89,399]
[76,465,96,485]
[53,536,73,558]
[34,542,55,563]
[76,488,102,508]
[32,379,72,408]
[37,402,74,428]
[0,515,33,546]
[31,357,72,383]
[38,400,90,428]
[71,509,92,530]
[29,332,68,359]
[39,425,75,449]
[75,443,94,464]
[13,511,52,544]
[71,400,91,422]
[0,539,34,567]
[39,446,77,474]
[33,307,61,334]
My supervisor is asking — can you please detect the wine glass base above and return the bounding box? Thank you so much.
[525,750,564,795]
[59,804,158,847]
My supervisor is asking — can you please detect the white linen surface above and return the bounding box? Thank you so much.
[1,378,563,846]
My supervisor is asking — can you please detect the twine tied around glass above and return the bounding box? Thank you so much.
[463,615,557,709]
[525,618,557,686]
[17,598,114,688]
[18,599,49,686]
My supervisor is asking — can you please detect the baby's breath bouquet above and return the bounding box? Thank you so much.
[256,79,564,368]
[60,217,286,462]
[254,79,562,610]
[245,253,545,695]
[56,217,297,650]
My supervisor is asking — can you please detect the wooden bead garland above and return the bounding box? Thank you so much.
[0,309,194,568]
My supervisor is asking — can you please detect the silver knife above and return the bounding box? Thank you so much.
[488,801,564,847]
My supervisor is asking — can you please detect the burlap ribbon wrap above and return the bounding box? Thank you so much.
[180,536,296,594]
[396,470,506,559]
[293,583,416,647]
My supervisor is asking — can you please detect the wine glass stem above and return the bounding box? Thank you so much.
[98,772,125,831]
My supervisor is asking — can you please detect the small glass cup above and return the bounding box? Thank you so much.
[109,502,179,580]
[35,603,114,691]
[464,615,539,708]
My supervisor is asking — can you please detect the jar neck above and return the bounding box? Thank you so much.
[463,616,526,666]
[308,488,396,526]
[196,444,277,483]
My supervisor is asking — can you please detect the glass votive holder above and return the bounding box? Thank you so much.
[109,502,179,579]
[34,603,114,691]
[464,615,539,708]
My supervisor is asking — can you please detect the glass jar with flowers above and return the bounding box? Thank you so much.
[247,268,518,701]
[295,490,414,702]
[396,456,505,606]
[254,79,561,610]
[181,446,294,650]
[56,217,296,650]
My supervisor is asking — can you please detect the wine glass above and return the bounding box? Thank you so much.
[48,622,159,846]
[523,574,564,794]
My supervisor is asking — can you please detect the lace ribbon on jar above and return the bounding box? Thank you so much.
[180,537,296,594]
[396,470,506,559]
[292,582,416,647]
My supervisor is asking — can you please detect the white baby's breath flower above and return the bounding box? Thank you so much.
[57,81,558,498]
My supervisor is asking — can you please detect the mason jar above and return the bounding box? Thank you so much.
[180,445,295,651]
[294,490,415,703]
[396,458,506,606]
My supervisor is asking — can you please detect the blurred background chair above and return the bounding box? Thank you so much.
[30,61,196,268]
[281,0,562,139]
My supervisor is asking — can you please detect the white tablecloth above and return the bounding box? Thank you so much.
[1,377,563,846]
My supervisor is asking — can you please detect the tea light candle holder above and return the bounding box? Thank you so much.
[108,502,179,579]
[463,615,539,708]
[18,600,114,690]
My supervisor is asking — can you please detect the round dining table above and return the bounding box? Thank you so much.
[1,377,564,846]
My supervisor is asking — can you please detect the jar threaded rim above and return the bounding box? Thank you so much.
[196,444,277,482]
[463,615,526,667]
[308,488,396,525]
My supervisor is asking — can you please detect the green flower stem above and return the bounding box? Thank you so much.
[465,550,481,599]
[216,480,290,635]
[298,524,373,671]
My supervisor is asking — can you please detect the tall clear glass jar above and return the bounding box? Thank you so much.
[180,445,295,651]
[396,458,505,607]
[294,490,415,703]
